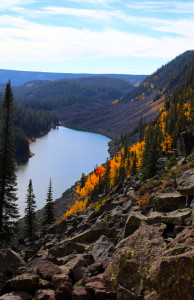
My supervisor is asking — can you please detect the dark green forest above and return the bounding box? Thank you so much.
[0,93,58,162]
[122,50,194,103]
[11,77,133,110]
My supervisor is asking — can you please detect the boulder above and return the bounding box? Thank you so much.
[9,273,39,291]
[0,249,25,275]
[149,227,194,299]
[38,278,52,289]
[153,192,186,212]
[72,287,93,300]
[49,241,86,258]
[52,273,71,289]
[85,274,116,300]
[37,260,61,280]
[35,289,55,300]
[104,224,166,297]
[122,200,133,214]
[92,235,114,268]
[146,208,192,226]
[54,282,72,299]
[70,228,113,244]
[87,262,104,276]
[123,212,147,238]
[177,168,194,196]
[144,291,161,300]
[0,291,32,300]
[58,254,93,282]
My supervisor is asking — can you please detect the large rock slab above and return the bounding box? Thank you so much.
[123,212,147,238]
[0,291,32,300]
[104,224,166,297]
[35,289,55,300]
[49,240,86,258]
[92,235,114,268]
[9,274,39,291]
[0,249,25,275]
[72,286,93,300]
[153,192,186,212]
[85,274,116,300]
[177,168,194,196]
[149,227,194,299]
[70,228,113,244]
[37,260,61,280]
[146,208,192,226]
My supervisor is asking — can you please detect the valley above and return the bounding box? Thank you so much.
[0,50,193,300]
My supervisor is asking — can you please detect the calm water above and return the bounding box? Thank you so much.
[16,126,110,216]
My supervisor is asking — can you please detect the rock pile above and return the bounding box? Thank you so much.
[0,168,193,299]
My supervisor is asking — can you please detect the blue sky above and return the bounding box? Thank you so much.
[0,0,193,74]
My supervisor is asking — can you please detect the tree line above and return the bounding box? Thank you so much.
[0,81,55,240]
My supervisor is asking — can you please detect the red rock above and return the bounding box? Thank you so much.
[72,287,93,300]
[37,260,61,280]
[35,289,55,300]
[54,282,72,299]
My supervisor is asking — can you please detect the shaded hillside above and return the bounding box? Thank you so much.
[57,51,194,139]
[11,77,133,110]
[122,50,194,103]
[0,69,146,86]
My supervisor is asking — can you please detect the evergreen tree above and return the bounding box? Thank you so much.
[0,81,19,238]
[103,159,111,192]
[24,179,37,240]
[141,125,159,180]
[42,178,55,225]
[131,151,137,176]
[80,173,87,189]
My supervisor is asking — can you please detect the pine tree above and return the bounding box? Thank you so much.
[80,173,87,189]
[141,125,159,180]
[131,151,137,176]
[0,81,19,238]
[103,159,111,193]
[42,178,55,225]
[24,179,37,240]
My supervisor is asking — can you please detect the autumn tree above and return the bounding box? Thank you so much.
[24,179,37,240]
[0,81,19,238]
[42,178,55,225]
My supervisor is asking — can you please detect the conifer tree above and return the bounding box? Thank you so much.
[24,179,37,240]
[103,159,111,192]
[80,173,87,189]
[0,81,19,238]
[42,178,55,225]
[141,125,159,180]
[131,151,137,176]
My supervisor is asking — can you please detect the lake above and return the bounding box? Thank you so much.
[16,126,110,216]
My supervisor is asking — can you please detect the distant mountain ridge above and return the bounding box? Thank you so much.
[122,50,194,103]
[54,50,194,139]
[10,76,134,110]
[0,69,146,86]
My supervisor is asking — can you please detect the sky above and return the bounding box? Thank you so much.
[0,0,193,75]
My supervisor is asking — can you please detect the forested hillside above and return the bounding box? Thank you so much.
[122,50,194,103]
[53,51,194,139]
[0,96,58,162]
[11,77,133,110]
[58,62,194,217]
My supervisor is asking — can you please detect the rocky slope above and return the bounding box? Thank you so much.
[0,154,193,299]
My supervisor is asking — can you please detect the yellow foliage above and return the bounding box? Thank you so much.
[112,99,119,104]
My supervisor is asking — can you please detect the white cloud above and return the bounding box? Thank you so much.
[11,5,194,39]
[0,0,34,10]
[127,1,194,14]
[66,0,117,4]
[0,15,193,65]
[12,6,126,22]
